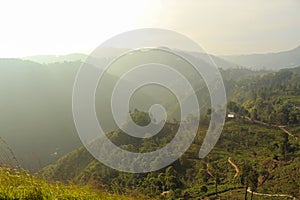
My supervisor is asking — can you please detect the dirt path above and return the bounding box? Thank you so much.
[206,163,214,178]
[278,126,297,138]
[228,157,239,178]
[244,117,297,139]
[205,186,244,197]
[247,187,298,199]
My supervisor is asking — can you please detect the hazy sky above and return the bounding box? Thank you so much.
[0,0,299,57]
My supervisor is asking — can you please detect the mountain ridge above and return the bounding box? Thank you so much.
[21,44,300,71]
[221,44,300,70]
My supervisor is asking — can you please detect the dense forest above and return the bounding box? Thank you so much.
[41,67,300,199]
[230,68,300,125]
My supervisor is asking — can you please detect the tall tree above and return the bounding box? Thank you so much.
[241,163,258,200]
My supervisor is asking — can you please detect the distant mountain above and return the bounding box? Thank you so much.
[187,52,238,69]
[23,47,238,69]
[221,45,300,70]
[23,53,87,64]
[22,47,130,65]
[22,45,300,71]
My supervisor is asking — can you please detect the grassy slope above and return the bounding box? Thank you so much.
[0,166,134,200]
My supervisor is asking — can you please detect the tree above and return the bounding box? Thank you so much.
[241,163,258,200]
[250,109,258,120]
[280,133,290,161]
[210,162,222,198]
[227,101,240,113]
[197,168,210,184]
[165,166,180,191]
[200,185,208,193]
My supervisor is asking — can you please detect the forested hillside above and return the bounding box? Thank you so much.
[0,56,270,172]
[42,67,300,199]
[230,67,300,125]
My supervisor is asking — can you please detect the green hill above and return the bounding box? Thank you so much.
[41,67,300,199]
[41,118,300,199]
[0,54,269,172]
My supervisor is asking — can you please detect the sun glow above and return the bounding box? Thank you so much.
[0,0,162,57]
[0,0,299,57]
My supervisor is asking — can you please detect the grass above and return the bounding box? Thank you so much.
[0,166,133,200]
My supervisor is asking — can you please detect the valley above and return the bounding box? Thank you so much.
[0,51,299,199]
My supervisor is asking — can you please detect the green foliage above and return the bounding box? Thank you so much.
[0,166,132,200]
[38,67,300,199]
[42,116,300,199]
[232,69,300,125]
